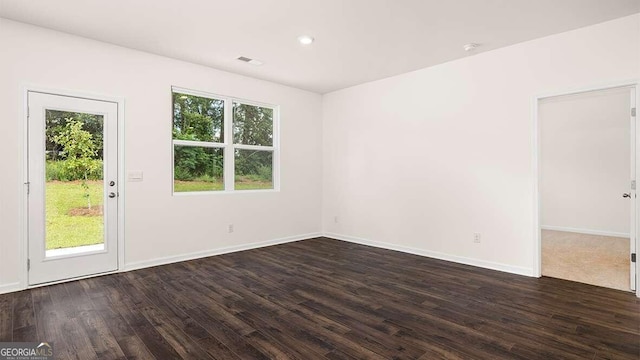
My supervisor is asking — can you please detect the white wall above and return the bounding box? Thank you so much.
[0,19,323,291]
[1,14,639,292]
[540,87,631,237]
[322,14,640,275]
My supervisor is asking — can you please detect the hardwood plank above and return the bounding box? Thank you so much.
[47,283,99,360]
[84,278,156,360]
[105,275,187,360]
[11,290,37,342]
[0,292,13,342]
[185,306,273,360]
[64,281,127,359]
[31,287,71,359]
[3,237,639,359]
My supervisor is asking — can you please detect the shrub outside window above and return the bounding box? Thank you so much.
[172,87,278,193]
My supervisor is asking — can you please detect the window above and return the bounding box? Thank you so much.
[172,88,278,193]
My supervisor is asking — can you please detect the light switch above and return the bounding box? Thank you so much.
[128,171,143,182]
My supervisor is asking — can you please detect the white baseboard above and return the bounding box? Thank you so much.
[0,282,22,295]
[541,225,629,238]
[1,231,534,294]
[124,232,322,272]
[324,232,534,277]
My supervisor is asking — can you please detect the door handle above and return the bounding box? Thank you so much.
[108,192,116,198]
[623,193,631,198]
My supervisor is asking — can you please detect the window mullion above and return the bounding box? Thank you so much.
[173,139,225,148]
[233,144,274,151]
[224,98,234,191]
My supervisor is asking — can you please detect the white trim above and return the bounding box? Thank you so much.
[234,144,275,151]
[173,139,226,148]
[532,93,541,278]
[632,87,639,295]
[630,87,637,292]
[123,232,321,272]
[25,270,119,291]
[45,244,106,258]
[532,79,640,297]
[224,97,234,191]
[541,226,630,238]
[324,232,534,277]
[273,105,281,191]
[117,96,126,279]
[171,85,278,111]
[536,81,638,100]
[20,84,126,291]
[20,86,29,293]
[231,97,280,110]
[0,282,23,295]
[172,189,279,196]
[171,86,226,103]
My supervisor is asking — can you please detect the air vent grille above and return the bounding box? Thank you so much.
[236,56,263,66]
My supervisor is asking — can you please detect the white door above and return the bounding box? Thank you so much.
[630,87,637,291]
[27,92,119,285]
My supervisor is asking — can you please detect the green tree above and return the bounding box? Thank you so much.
[173,94,225,181]
[233,103,273,180]
[53,119,100,209]
[173,93,224,142]
[233,103,273,146]
[172,94,274,182]
[46,110,103,160]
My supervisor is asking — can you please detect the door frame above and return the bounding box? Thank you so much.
[532,79,640,297]
[20,85,125,290]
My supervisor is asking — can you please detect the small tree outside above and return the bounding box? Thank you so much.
[53,119,100,209]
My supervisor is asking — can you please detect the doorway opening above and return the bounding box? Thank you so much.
[537,85,637,292]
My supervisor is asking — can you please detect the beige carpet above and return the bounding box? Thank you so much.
[542,230,630,292]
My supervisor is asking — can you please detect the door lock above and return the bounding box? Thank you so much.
[108,192,116,198]
[109,181,115,186]
[623,193,631,198]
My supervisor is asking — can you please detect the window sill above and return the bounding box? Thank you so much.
[172,188,280,196]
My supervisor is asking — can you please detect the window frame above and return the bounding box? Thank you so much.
[171,86,280,195]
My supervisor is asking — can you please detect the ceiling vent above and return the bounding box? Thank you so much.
[236,56,263,66]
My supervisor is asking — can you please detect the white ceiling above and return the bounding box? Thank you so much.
[1,0,639,93]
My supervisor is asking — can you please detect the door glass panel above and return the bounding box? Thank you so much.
[45,110,104,257]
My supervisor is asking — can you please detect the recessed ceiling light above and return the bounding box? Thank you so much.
[463,43,480,52]
[297,35,314,45]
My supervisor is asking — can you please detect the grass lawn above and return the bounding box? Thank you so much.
[46,180,103,250]
[45,178,272,250]
[174,180,224,192]
[174,177,273,192]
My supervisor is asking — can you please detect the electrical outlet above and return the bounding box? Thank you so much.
[473,233,481,243]
[228,224,234,233]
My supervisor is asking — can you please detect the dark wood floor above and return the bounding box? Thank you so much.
[1,238,639,359]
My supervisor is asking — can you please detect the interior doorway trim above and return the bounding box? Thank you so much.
[20,85,126,290]
[532,79,640,297]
